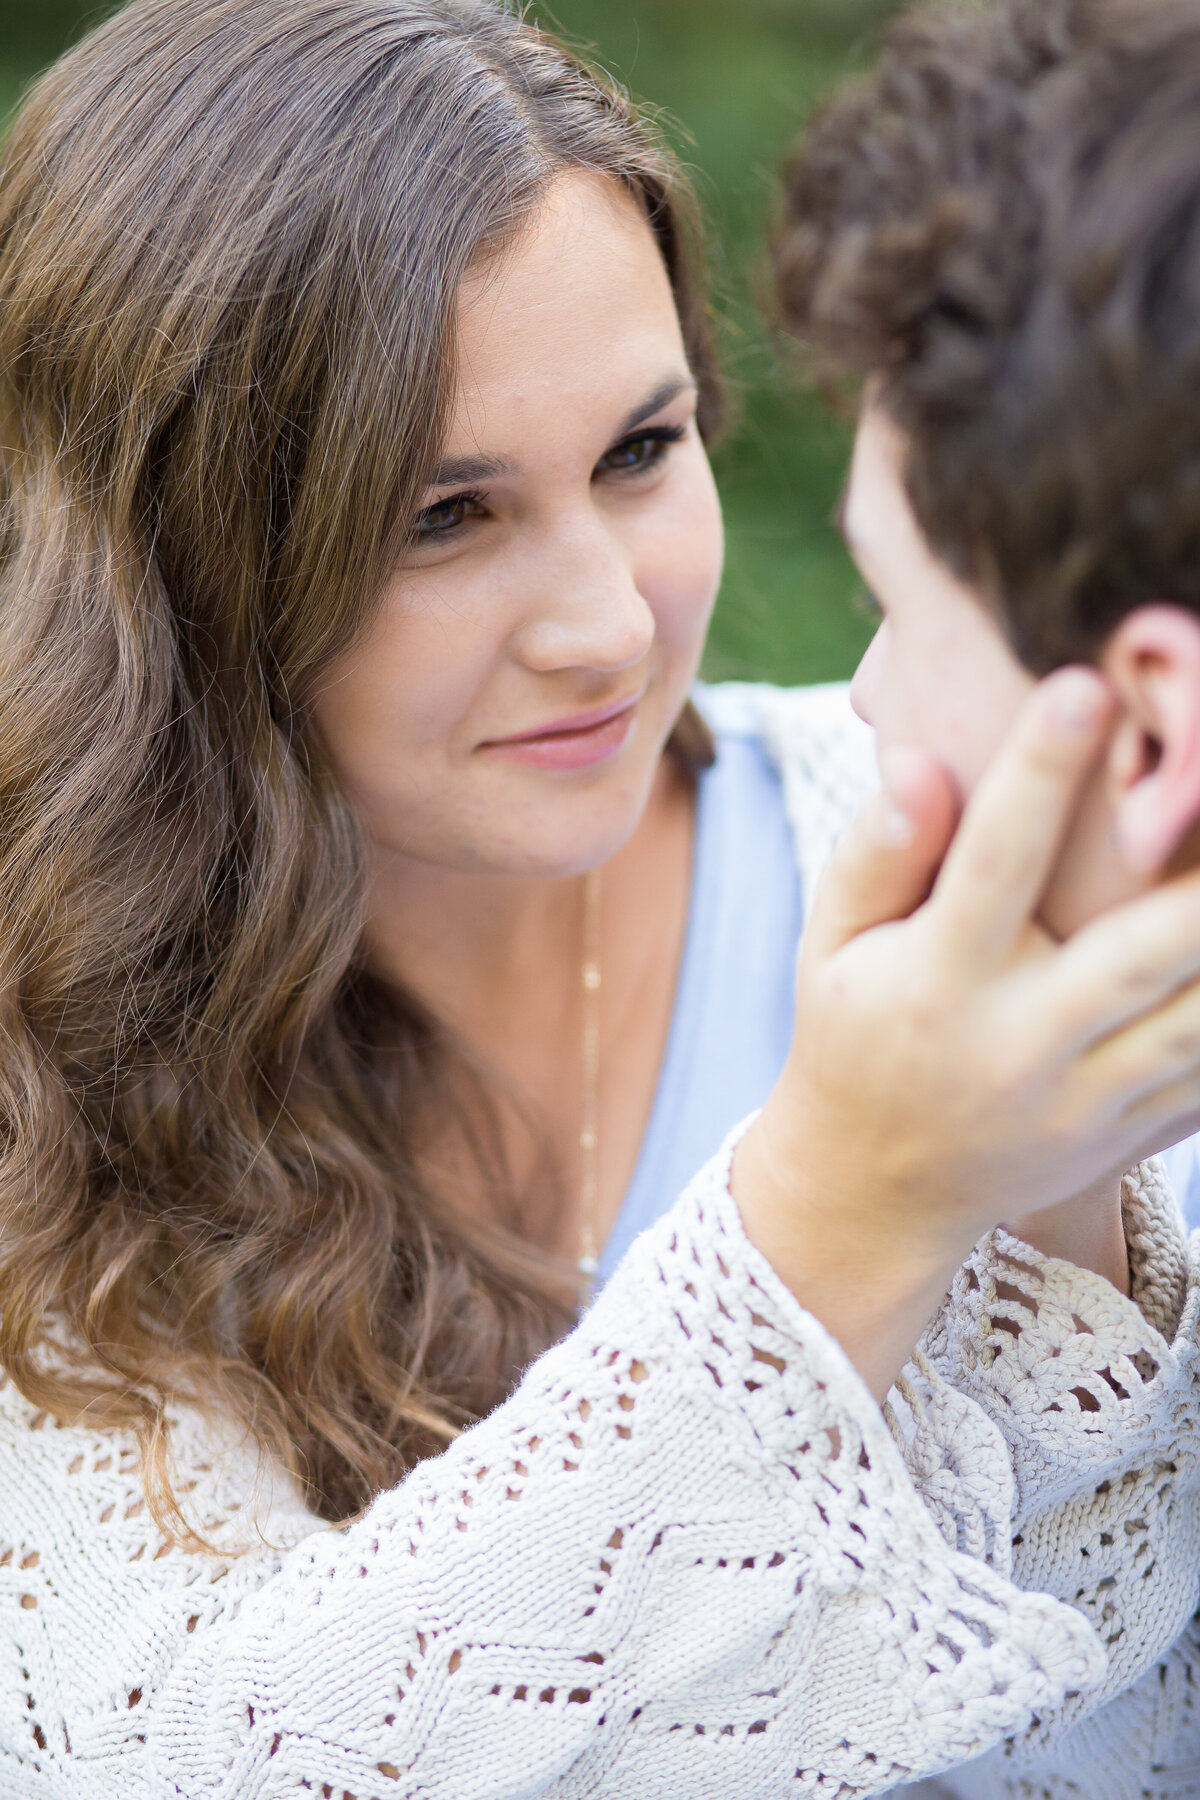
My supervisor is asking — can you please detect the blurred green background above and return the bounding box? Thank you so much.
[0,0,902,684]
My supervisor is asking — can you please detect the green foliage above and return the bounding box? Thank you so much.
[0,0,900,683]
[0,0,114,64]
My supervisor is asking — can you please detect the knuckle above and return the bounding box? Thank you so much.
[978,1024,1042,1109]
[956,840,1011,892]
[983,1051,1027,1109]
[898,973,954,1037]
[1017,739,1066,785]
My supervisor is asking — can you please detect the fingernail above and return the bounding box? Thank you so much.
[1048,669,1107,734]
[870,790,916,848]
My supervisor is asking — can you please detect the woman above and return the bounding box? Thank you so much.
[1,0,1200,1792]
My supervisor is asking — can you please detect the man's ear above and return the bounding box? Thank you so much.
[1101,604,1200,873]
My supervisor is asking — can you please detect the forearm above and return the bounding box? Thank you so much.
[733,1143,1133,1403]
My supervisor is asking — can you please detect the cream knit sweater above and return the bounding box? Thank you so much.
[1,684,1197,1799]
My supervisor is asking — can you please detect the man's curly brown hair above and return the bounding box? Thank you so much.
[774,0,1200,673]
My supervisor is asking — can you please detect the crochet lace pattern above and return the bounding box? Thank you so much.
[901,1162,1200,1800]
[0,1131,1115,1799]
[2,1132,1197,1797]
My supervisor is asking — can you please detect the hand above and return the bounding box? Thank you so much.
[733,669,1200,1397]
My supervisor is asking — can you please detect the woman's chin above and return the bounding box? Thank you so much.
[358,737,675,882]
[480,824,645,883]
[472,761,668,878]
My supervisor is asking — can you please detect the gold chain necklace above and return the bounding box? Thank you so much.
[577,867,603,1295]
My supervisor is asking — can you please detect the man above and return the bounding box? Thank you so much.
[768,0,1200,1790]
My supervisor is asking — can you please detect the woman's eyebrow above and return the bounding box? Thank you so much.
[429,450,513,488]
[427,376,696,490]
[613,374,696,439]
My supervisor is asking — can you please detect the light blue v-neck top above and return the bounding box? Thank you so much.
[598,680,1200,1285]
[597,682,803,1281]
[1161,1138,1200,1233]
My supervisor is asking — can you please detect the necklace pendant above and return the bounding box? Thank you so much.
[577,1249,599,1310]
[578,1226,599,1277]
[578,1224,600,1302]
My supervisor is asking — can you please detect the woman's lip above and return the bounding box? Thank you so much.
[481,697,640,770]
[484,695,642,748]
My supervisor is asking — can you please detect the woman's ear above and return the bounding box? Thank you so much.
[1101,605,1200,873]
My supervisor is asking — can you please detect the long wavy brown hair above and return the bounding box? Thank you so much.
[0,0,722,1526]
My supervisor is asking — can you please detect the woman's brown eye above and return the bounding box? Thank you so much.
[602,436,661,473]
[420,500,463,535]
[415,494,477,538]
[598,425,684,477]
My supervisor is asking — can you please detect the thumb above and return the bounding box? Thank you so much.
[804,747,962,958]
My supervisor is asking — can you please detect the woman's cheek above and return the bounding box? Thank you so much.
[313,573,498,785]
[640,563,717,695]
[642,481,724,661]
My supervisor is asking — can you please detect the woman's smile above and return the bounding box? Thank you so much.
[479,692,643,770]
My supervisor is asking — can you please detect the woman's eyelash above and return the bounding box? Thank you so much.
[605,423,687,459]
[631,423,687,446]
[413,488,486,537]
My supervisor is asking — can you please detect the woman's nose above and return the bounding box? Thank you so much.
[511,526,656,675]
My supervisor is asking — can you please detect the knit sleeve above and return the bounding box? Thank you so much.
[895,1160,1200,1793]
[930,1605,1200,1799]
[0,1140,1104,1800]
[931,1618,1200,1800]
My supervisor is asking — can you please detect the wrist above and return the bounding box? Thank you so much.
[730,1110,969,1402]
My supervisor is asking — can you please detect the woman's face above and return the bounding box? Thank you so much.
[312,171,724,880]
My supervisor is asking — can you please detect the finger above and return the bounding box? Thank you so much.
[1048,1054,1200,1186]
[930,669,1114,966]
[1083,969,1200,1117]
[1122,1103,1200,1170]
[803,747,960,959]
[1030,865,1200,1055]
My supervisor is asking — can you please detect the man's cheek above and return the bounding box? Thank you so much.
[848,623,889,729]
[876,664,942,760]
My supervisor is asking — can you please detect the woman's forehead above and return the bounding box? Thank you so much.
[447,173,686,454]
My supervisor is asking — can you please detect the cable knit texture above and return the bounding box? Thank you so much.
[1,684,1197,1799]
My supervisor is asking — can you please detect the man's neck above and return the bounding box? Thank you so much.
[1005,1172,1131,1296]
